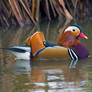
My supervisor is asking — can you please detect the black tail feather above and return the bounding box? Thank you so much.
[0,47,26,53]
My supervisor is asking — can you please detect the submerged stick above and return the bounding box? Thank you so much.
[35,0,40,21]
[49,0,56,17]
[13,0,25,23]
[20,0,37,25]
[59,0,73,20]
[9,0,24,26]
[51,0,64,18]
[32,0,35,17]
[45,0,51,21]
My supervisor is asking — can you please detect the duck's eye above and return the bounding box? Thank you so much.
[72,29,76,32]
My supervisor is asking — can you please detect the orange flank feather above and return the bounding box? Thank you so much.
[26,32,46,56]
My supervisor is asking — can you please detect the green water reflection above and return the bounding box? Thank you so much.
[0,20,92,92]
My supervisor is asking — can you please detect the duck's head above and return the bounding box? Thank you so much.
[63,25,88,39]
[58,25,88,48]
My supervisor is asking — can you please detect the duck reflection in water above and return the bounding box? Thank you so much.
[29,60,88,91]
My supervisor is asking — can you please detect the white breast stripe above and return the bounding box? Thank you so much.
[68,49,74,60]
[71,49,78,61]
[68,49,78,60]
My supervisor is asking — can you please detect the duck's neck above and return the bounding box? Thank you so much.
[72,42,88,59]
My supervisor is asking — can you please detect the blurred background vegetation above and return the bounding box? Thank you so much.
[0,0,92,28]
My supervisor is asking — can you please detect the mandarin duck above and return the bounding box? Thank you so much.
[26,25,88,60]
[2,25,88,60]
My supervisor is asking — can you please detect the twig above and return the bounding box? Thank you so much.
[49,0,56,17]
[45,0,51,21]
[35,0,40,21]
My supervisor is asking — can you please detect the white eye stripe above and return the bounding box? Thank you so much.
[64,26,79,32]
[64,26,73,32]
